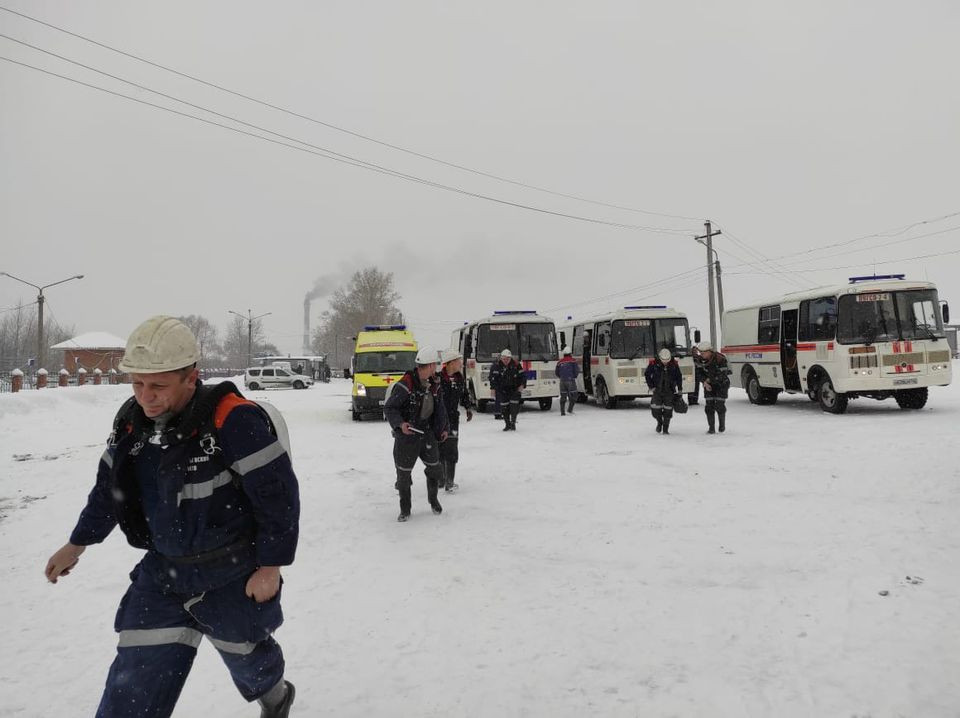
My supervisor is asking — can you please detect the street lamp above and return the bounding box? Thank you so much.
[228,308,271,368]
[1,272,84,369]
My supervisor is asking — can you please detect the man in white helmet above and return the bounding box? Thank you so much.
[437,349,474,492]
[644,347,683,434]
[44,316,299,718]
[383,347,449,520]
[554,346,580,416]
[488,348,527,431]
[694,341,732,434]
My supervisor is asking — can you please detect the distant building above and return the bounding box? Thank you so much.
[50,332,127,373]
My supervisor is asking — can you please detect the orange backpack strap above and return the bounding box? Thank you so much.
[214,392,257,429]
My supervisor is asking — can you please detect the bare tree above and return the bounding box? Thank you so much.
[221,315,270,368]
[311,267,402,364]
[178,315,220,368]
[0,301,72,372]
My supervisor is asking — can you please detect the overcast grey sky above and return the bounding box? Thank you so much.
[2,0,958,354]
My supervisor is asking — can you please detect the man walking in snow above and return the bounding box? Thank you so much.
[644,347,683,435]
[44,315,299,718]
[383,347,449,521]
[554,346,580,416]
[438,349,474,492]
[488,348,527,431]
[695,341,732,434]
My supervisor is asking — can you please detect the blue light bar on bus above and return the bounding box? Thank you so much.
[624,305,668,310]
[848,274,905,284]
[493,310,537,315]
[363,324,407,331]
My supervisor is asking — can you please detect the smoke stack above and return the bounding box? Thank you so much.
[303,295,311,355]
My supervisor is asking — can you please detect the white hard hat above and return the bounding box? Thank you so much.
[415,347,439,366]
[562,346,572,355]
[697,341,714,352]
[441,349,462,364]
[500,349,513,358]
[658,348,672,362]
[118,315,199,374]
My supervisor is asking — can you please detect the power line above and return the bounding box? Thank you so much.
[0,4,704,225]
[765,224,960,268]
[543,265,705,313]
[0,52,693,236]
[723,246,960,274]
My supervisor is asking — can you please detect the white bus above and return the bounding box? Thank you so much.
[722,275,952,414]
[556,306,697,408]
[450,311,560,412]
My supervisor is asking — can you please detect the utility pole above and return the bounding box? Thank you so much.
[695,221,722,347]
[228,308,271,368]
[1,272,84,369]
[714,257,724,317]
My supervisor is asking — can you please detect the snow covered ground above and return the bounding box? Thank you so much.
[2,374,959,717]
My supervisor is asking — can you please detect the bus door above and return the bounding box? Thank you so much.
[580,326,593,395]
[781,309,801,391]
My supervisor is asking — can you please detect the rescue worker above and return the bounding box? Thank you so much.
[644,347,683,435]
[438,349,474,492]
[488,348,527,431]
[383,347,449,521]
[695,341,731,433]
[554,346,580,416]
[44,316,299,718]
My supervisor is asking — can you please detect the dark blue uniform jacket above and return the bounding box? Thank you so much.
[69,382,300,593]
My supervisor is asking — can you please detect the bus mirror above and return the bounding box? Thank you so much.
[943,302,950,324]
[694,329,701,343]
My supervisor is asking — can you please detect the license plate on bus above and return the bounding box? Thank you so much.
[893,378,918,386]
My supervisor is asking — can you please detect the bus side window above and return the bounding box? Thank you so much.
[595,322,611,356]
[559,331,566,349]
[758,305,781,343]
[799,297,837,341]
[462,330,473,359]
[572,325,584,356]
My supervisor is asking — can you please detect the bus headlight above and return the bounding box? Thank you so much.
[356,383,367,397]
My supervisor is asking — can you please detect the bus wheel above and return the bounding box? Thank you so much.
[744,370,763,405]
[894,387,928,410]
[539,398,553,411]
[817,375,848,414]
[595,379,616,409]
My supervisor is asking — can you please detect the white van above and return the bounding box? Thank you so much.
[244,366,314,391]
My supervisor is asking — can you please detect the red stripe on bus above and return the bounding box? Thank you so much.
[721,344,780,353]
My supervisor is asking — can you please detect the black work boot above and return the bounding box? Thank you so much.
[655,409,663,433]
[718,410,726,433]
[444,462,458,492]
[706,409,716,434]
[398,486,411,521]
[260,681,295,718]
[662,415,671,435]
[511,406,520,430]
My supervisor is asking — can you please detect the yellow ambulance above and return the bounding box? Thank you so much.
[350,325,418,420]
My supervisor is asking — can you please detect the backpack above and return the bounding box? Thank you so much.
[109,381,292,459]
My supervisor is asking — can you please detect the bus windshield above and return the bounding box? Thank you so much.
[896,289,945,340]
[476,322,557,361]
[610,320,656,359]
[353,351,416,373]
[837,289,944,344]
[655,319,691,356]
